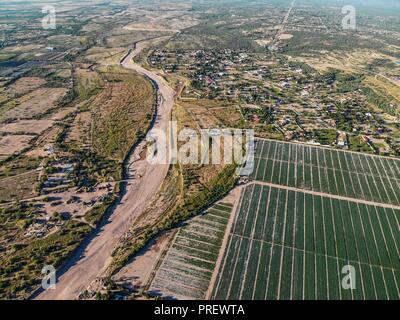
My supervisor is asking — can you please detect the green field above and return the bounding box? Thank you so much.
[212,184,400,300]
[148,203,233,299]
[251,139,400,205]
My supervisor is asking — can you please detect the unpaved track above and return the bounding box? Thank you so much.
[36,42,175,300]
[252,181,400,210]
[205,187,243,299]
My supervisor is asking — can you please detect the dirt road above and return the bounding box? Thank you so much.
[36,41,175,300]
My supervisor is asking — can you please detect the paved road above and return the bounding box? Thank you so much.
[36,41,175,300]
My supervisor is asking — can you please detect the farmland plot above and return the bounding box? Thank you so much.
[212,184,400,300]
[251,139,400,206]
[147,203,233,299]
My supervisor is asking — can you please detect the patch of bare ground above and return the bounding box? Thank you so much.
[255,39,272,46]
[0,120,54,135]
[6,77,46,97]
[113,230,176,294]
[0,135,34,156]
[0,170,38,202]
[34,183,115,220]
[1,88,67,121]
[291,49,394,73]
[49,106,77,121]
[26,126,61,158]
[278,33,293,40]
[85,47,127,65]
[179,99,242,129]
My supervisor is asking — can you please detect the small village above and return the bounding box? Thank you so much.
[150,48,400,155]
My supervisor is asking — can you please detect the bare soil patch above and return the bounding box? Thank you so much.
[0,170,38,202]
[113,230,175,293]
[49,106,77,121]
[0,120,53,134]
[2,88,67,121]
[278,33,293,40]
[0,135,34,155]
[7,77,46,97]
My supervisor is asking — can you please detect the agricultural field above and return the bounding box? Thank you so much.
[251,139,400,206]
[212,184,400,300]
[148,203,233,300]
[0,0,400,301]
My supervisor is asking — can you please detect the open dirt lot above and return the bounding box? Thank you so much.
[113,230,176,293]
[7,77,46,97]
[2,88,67,121]
[0,170,38,202]
[49,106,77,121]
[0,120,53,134]
[0,135,34,155]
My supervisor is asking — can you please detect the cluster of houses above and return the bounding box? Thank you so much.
[149,48,400,156]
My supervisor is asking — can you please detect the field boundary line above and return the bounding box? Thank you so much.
[341,151,357,197]
[175,235,220,248]
[157,267,211,284]
[180,229,221,241]
[192,217,227,229]
[252,186,272,299]
[346,201,366,299]
[205,187,243,300]
[268,141,279,182]
[247,181,400,210]
[239,183,263,299]
[362,154,385,202]
[264,188,283,299]
[349,153,366,199]
[226,184,257,298]
[363,204,387,297]
[329,198,342,299]
[371,206,395,268]
[382,208,400,257]
[375,156,400,204]
[163,259,214,275]
[171,250,215,265]
[150,285,201,300]
[254,140,265,180]
[365,155,390,203]
[337,199,355,299]
[356,153,376,203]
[205,213,229,221]
[173,242,220,257]
[152,276,205,294]
[254,156,400,185]
[335,150,351,198]
[188,221,226,234]
[258,140,268,180]
[383,158,400,199]
[146,229,180,294]
[321,196,329,299]
[356,203,378,299]
[289,190,298,300]
[255,137,400,163]
[370,206,394,299]
[277,189,289,299]
[231,234,400,273]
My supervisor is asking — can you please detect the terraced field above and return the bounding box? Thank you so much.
[212,184,400,300]
[148,203,233,299]
[251,139,400,206]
